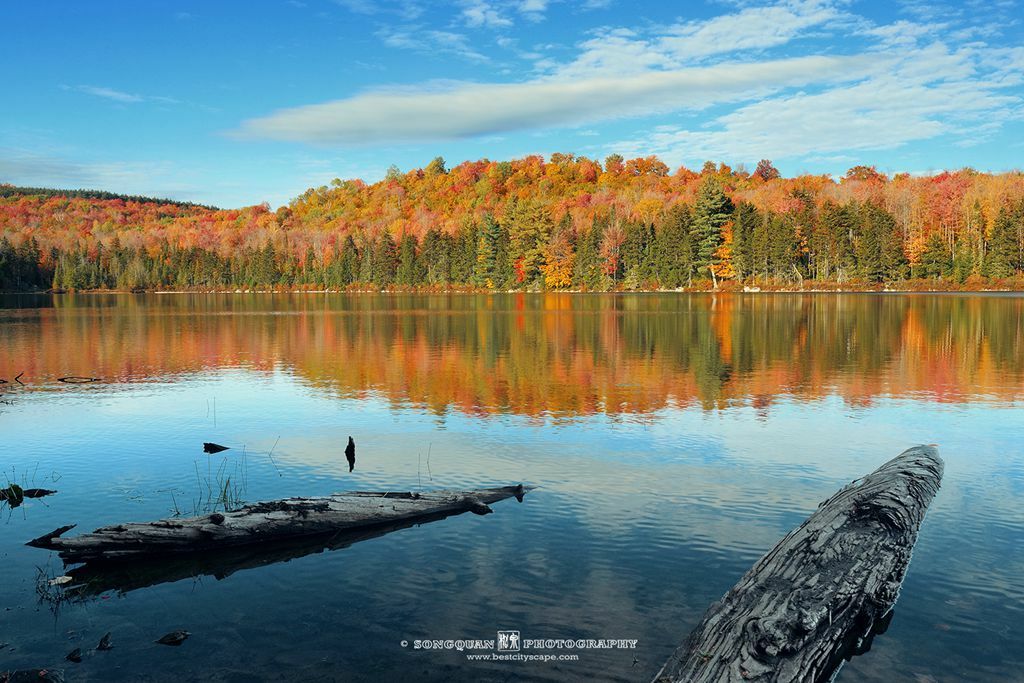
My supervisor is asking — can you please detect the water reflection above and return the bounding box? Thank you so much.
[2,293,1021,415]
[0,293,1022,682]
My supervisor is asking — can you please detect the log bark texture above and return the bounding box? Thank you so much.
[653,445,943,683]
[60,507,491,598]
[28,485,530,563]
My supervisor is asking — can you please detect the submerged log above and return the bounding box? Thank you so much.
[654,445,943,683]
[28,485,531,563]
[59,506,504,598]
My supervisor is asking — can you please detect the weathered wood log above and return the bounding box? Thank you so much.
[59,504,521,598]
[28,485,531,563]
[653,445,943,683]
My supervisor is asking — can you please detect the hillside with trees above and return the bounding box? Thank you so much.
[1,155,1023,292]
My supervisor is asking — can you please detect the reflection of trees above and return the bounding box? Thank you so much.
[2,293,1022,417]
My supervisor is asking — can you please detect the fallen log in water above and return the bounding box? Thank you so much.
[653,445,943,683]
[56,505,522,598]
[28,485,531,563]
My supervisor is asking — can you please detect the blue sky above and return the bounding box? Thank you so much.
[2,0,1023,208]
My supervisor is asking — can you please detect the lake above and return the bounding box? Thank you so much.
[1,292,1022,682]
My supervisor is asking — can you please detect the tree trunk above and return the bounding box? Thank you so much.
[28,485,530,563]
[653,445,943,683]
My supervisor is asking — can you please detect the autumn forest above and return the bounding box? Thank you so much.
[2,155,1024,292]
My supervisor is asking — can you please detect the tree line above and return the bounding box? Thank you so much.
[0,184,217,209]
[6,179,1020,292]
[2,158,1024,291]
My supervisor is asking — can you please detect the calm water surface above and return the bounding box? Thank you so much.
[1,293,1022,682]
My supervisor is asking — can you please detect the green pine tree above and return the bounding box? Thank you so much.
[656,205,693,288]
[919,233,952,279]
[691,176,734,281]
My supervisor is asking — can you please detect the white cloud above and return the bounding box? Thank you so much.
[519,0,548,11]
[518,0,548,22]
[657,0,846,61]
[234,55,866,144]
[232,0,1024,160]
[551,0,847,79]
[459,0,512,28]
[615,40,1022,163]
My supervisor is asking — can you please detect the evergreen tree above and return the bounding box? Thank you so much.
[730,203,756,281]
[450,222,478,284]
[691,176,734,281]
[768,215,799,280]
[358,236,375,284]
[987,206,1020,278]
[492,222,514,289]
[396,233,423,286]
[857,204,906,282]
[656,205,693,287]
[333,235,359,287]
[751,211,771,280]
[0,238,14,290]
[421,228,451,286]
[621,221,651,290]
[818,202,856,282]
[507,200,551,288]
[302,246,318,285]
[920,232,952,279]
[474,214,500,287]
[573,218,604,290]
[372,233,399,286]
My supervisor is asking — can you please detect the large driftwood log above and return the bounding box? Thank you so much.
[654,445,943,683]
[28,485,530,563]
[58,506,509,598]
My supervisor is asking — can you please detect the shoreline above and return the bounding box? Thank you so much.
[5,283,1024,296]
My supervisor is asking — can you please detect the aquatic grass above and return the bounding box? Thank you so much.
[173,452,249,517]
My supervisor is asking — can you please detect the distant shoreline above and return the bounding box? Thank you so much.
[6,282,1023,295]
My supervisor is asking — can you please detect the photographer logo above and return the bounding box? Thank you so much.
[497,631,521,652]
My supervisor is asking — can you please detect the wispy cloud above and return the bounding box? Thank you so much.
[234,55,866,144]
[550,0,848,79]
[64,84,180,105]
[233,0,1024,161]
[72,85,144,103]
[333,0,424,20]
[614,38,1023,164]
[376,26,489,62]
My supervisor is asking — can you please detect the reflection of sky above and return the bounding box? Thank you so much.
[2,368,1022,681]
